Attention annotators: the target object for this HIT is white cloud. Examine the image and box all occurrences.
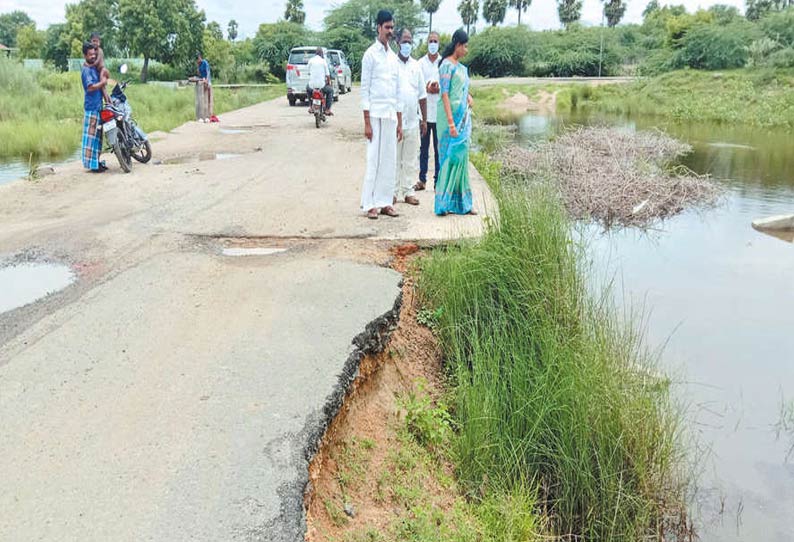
[9,0,748,39]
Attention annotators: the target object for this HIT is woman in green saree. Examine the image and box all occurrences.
[435,29,477,216]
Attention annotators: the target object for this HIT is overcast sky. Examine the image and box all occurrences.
[5,0,747,40]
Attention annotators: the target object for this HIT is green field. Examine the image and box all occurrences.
[0,58,281,161]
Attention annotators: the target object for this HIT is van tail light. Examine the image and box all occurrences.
[100,110,115,123]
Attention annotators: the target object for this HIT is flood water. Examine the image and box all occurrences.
[518,112,794,541]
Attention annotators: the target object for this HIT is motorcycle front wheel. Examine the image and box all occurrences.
[114,130,133,173]
[132,140,152,163]
[315,113,321,129]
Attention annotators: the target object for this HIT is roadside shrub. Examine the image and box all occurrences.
[0,57,38,94]
[37,70,75,92]
[146,63,188,82]
[467,26,531,78]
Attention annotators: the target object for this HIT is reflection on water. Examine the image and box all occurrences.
[0,262,76,314]
[519,112,794,542]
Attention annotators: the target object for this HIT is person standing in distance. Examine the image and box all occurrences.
[415,31,442,192]
[196,53,213,121]
[306,47,334,116]
[80,42,108,173]
[360,10,403,219]
[394,28,427,207]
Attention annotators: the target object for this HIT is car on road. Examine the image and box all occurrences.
[286,46,339,107]
[327,49,352,95]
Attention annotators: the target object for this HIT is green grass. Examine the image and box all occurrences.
[0,58,281,161]
[417,153,689,540]
[560,68,794,127]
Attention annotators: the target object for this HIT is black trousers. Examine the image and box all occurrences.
[419,121,438,186]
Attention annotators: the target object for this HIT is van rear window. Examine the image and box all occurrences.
[288,51,314,65]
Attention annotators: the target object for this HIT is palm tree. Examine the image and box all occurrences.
[458,0,479,35]
[509,0,530,25]
[483,0,507,25]
[227,19,238,41]
[284,0,306,25]
[421,0,443,34]
[603,0,626,27]
[557,0,583,28]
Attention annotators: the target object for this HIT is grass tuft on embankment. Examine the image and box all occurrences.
[0,58,280,161]
[560,69,794,127]
[418,155,689,539]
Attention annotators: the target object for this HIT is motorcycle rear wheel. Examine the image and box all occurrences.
[315,113,321,129]
[114,130,133,173]
[132,140,152,163]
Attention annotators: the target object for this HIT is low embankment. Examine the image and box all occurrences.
[0,58,280,161]
[559,69,794,127]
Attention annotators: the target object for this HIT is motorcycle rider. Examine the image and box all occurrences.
[306,48,333,116]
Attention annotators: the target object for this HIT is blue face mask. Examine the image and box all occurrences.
[400,43,413,57]
[427,42,439,55]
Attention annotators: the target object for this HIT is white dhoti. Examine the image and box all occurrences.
[395,127,419,200]
[360,117,397,211]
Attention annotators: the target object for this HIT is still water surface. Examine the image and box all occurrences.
[519,112,794,542]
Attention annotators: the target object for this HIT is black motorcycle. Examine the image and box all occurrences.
[100,64,152,172]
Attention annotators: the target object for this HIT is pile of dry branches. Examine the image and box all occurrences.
[497,126,721,228]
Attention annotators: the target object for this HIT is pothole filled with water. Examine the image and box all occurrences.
[219,129,252,135]
[0,262,76,314]
[222,247,287,257]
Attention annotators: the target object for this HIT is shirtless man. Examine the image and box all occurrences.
[90,32,112,104]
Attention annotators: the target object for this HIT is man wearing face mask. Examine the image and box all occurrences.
[394,28,427,206]
[416,31,442,192]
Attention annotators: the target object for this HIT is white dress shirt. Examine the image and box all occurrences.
[419,54,441,123]
[397,56,427,131]
[360,40,403,120]
[307,55,329,89]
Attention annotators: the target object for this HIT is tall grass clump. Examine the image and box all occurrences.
[419,158,688,539]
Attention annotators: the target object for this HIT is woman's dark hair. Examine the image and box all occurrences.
[441,28,468,59]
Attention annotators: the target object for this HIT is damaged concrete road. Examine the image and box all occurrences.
[0,90,492,541]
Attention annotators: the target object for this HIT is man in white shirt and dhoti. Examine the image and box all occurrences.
[360,10,403,219]
[395,28,427,207]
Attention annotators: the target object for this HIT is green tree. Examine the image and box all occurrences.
[324,0,425,40]
[761,7,794,47]
[321,26,370,78]
[43,24,70,70]
[118,0,205,82]
[509,0,531,25]
[62,0,120,57]
[207,21,223,41]
[227,19,238,41]
[202,27,233,80]
[0,10,34,47]
[458,0,479,34]
[284,0,307,25]
[420,0,442,33]
[483,0,508,25]
[557,0,583,27]
[707,4,740,24]
[252,21,308,80]
[642,0,659,18]
[16,24,45,58]
[746,0,791,21]
[603,0,626,27]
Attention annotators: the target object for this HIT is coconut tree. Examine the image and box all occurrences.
[557,0,583,27]
[509,0,530,25]
[284,0,306,25]
[421,0,443,33]
[603,0,626,27]
[458,0,479,35]
[227,19,238,41]
[483,0,508,25]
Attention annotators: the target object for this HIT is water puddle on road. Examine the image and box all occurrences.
[0,262,76,314]
[219,129,251,135]
[222,247,287,257]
